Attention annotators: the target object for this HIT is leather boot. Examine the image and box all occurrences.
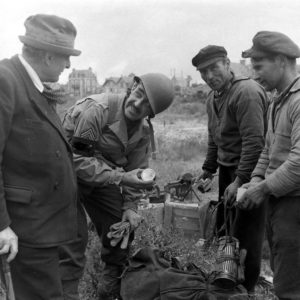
[98,264,123,300]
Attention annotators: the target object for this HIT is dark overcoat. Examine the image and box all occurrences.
[0,55,78,247]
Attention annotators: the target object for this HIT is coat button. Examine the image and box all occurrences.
[56,150,61,158]
[54,181,59,190]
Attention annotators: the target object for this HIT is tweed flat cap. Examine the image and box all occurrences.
[242,31,300,59]
[19,14,81,56]
[192,45,227,70]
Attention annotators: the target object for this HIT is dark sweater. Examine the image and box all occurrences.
[202,73,268,184]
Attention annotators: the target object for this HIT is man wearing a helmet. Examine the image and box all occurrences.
[123,77,154,120]
[62,73,174,299]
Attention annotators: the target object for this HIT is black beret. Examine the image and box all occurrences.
[192,45,227,70]
[242,31,300,59]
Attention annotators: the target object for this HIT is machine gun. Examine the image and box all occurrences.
[164,173,213,202]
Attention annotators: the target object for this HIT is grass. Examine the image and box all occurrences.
[79,217,276,300]
[56,98,276,299]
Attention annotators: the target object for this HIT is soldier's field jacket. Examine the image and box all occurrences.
[63,93,151,210]
[202,73,268,184]
[252,77,300,197]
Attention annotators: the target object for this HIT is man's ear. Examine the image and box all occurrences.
[278,54,291,69]
[131,81,139,91]
[44,52,54,66]
[225,57,231,69]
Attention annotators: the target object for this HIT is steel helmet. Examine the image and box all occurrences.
[134,73,174,117]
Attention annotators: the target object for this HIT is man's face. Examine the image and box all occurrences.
[199,59,231,92]
[46,53,71,82]
[124,82,153,121]
[251,57,281,91]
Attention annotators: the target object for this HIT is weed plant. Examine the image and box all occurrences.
[131,213,217,273]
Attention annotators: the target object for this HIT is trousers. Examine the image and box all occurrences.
[267,195,300,299]
[81,184,132,266]
[216,165,267,292]
[10,202,87,300]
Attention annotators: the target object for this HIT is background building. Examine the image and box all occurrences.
[67,67,100,98]
[102,73,135,94]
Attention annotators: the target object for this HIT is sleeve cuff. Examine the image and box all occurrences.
[109,170,124,185]
[251,167,266,180]
[0,216,11,232]
[265,176,286,198]
[122,201,138,211]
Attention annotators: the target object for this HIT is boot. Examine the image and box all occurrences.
[98,264,123,300]
[62,279,80,300]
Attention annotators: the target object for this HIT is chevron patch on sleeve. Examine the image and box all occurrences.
[80,128,97,141]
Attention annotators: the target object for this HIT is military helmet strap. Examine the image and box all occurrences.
[146,117,156,160]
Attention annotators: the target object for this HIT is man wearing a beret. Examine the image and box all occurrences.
[239,31,300,299]
[192,45,268,292]
[0,14,86,299]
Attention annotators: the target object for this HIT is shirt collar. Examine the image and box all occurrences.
[273,76,300,104]
[18,54,44,93]
[214,72,234,98]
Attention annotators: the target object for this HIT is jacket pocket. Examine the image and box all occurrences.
[4,186,32,204]
[25,118,45,128]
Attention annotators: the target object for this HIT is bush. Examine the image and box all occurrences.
[157,96,207,122]
[156,135,207,162]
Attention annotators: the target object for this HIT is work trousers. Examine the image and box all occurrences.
[267,195,300,299]
[81,184,132,266]
[58,202,88,300]
[10,245,65,300]
[216,165,267,292]
[10,202,87,300]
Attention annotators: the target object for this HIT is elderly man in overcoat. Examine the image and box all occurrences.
[0,14,85,300]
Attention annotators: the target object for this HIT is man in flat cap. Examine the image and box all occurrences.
[192,45,268,292]
[239,31,300,299]
[0,14,86,300]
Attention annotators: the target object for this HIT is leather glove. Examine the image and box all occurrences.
[107,221,131,249]
[199,170,213,180]
[197,170,213,193]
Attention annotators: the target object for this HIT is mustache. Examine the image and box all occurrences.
[127,102,141,113]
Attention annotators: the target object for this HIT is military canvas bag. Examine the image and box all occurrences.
[121,247,248,300]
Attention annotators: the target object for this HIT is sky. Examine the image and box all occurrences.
[0,0,299,84]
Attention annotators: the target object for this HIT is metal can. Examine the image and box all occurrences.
[213,236,239,289]
[138,168,156,181]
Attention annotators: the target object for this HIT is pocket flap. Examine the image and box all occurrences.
[4,186,32,204]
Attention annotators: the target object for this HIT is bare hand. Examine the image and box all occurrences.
[237,180,270,210]
[224,177,242,205]
[198,170,213,181]
[0,227,18,262]
[224,182,239,205]
[121,169,154,189]
[122,209,144,230]
[242,176,263,189]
